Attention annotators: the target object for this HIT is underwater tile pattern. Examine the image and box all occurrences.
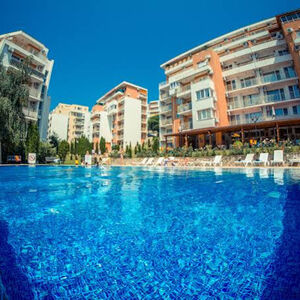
[0,166,299,299]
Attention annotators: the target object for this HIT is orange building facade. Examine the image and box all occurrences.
[159,9,300,148]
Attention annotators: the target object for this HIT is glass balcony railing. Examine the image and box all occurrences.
[161,119,173,126]
[161,105,172,113]
[10,57,45,79]
[177,102,192,113]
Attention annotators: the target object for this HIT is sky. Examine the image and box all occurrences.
[0,0,297,110]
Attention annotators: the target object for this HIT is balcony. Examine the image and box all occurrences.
[230,113,299,125]
[227,95,300,111]
[159,81,169,90]
[161,119,173,126]
[180,122,193,131]
[160,105,172,114]
[169,63,212,83]
[23,108,38,119]
[10,57,45,80]
[29,88,41,99]
[223,54,292,78]
[177,85,191,98]
[165,59,193,76]
[215,30,269,53]
[226,74,298,95]
[177,102,192,115]
[220,39,286,63]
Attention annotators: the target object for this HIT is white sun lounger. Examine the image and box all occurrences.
[235,153,254,166]
[200,155,222,166]
[288,155,300,166]
[154,157,164,166]
[253,153,269,166]
[146,157,155,165]
[271,150,284,166]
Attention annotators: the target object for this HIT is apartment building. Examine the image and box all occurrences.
[0,31,54,140]
[159,9,300,148]
[148,100,159,117]
[94,81,148,150]
[48,103,92,143]
[91,104,112,152]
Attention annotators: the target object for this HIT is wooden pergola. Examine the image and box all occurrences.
[164,118,300,147]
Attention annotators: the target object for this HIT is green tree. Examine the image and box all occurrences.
[58,140,69,162]
[26,122,40,157]
[38,142,56,163]
[77,136,92,156]
[147,115,159,134]
[100,137,106,154]
[49,134,59,154]
[112,144,120,151]
[152,137,159,154]
[0,61,31,162]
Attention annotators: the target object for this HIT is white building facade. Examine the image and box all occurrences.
[0,31,54,140]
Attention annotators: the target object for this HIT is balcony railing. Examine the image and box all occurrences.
[161,119,173,126]
[180,122,193,131]
[23,108,38,119]
[177,102,192,113]
[161,105,172,113]
[29,88,41,99]
[226,73,297,92]
[10,57,45,79]
[228,94,299,110]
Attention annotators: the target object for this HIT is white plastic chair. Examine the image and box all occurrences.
[253,153,269,166]
[271,150,284,166]
[235,153,254,166]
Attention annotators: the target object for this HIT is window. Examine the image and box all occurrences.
[293,105,300,115]
[275,108,288,116]
[196,88,211,100]
[197,109,212,120]
[263,70,281,82]
[284,67,296,78]
[245,112,262,123]
[288,85,300,99]
[170,82,179,89]
[278,49,289,56]
[243,94,260,106]
[266,89,285,102]
[240,76,256,88]
[230,115,240,124]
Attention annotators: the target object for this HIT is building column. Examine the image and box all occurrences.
[241,127,245,143]
[208,131,212,146]
[276,123,280,143]
[185,134,188,148]
[165,136,167,150]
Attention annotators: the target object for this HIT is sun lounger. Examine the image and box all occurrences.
[253,153,269,166]
[146,157,154,165]
[235,153,254,166]
[271,150,284,166]
[168,157,179,166]
[288,155,300,166]
[200,155,222,166]
[154,157,164,166]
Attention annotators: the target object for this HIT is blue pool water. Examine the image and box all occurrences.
[0,166,299,299]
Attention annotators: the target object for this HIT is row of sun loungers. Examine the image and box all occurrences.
[135,150,298,167]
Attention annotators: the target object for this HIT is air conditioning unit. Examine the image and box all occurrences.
[243,42,248,48]
[287,28,294,33]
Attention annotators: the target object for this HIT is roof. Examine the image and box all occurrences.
[96,81,148,103]
[160,17,275,68]
[0,30,48,51]
[164,118,300,137]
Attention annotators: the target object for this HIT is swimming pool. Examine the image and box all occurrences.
[0,166,299,299]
